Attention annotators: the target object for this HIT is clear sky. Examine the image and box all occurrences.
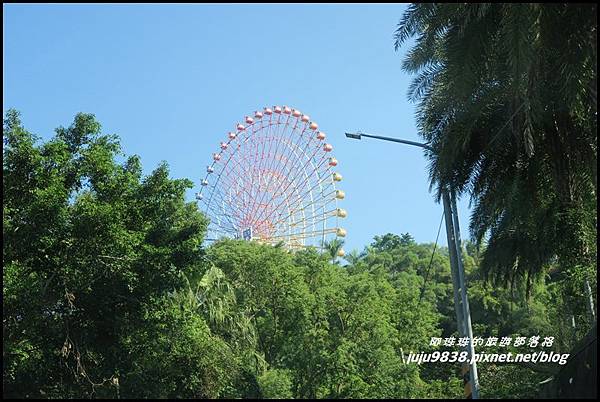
[3,3,473,253]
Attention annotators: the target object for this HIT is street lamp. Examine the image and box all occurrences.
[344,132,362,140]
[345,131,434,150]
[345,131,480,399]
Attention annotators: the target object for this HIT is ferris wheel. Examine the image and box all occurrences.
[196,105,346,256]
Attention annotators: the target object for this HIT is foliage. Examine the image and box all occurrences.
[394,3,597,292]
[3,110,212,398]
[121,295,239,399]
[258,369,293,399]
[3,107,595,399]
[322,238,345,265]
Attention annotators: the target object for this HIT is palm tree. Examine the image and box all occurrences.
[194,265,256,348]
[322,238,345,265]
[344,249,362,266]
[395,4,597,295]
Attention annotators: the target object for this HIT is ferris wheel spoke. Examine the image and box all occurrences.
[254,194,325,243]
[250,116,301,221]
[272,147,330,207]
[270,201,340,229]
[209,148,268,215]
[214,121,290,206]
[249,156,332,230]
[267,187,338,233]
[208,225,239,238]
[206,148,286,236]
[258,173,297,240]
[247,135,324,228]
[258,184,336,239]
[245,115,288,226]
[251,152,333,229]
[265,167,305,239]
[255,118,309,204]
[201,197,242,231]
[206,119,266,202]
[244,139,312,229]
[266,176,335,221]
[201,198,238,222]
[244,117,289,229]
[202,175,249,218]
[202,126,286,234]
[244,166,297,239]
[240,118,264,215]
[205,200,241,227]
[203,182,253,230]
[267,227,339,242]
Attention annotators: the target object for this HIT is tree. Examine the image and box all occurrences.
[121,294,240,399]
[322,238,345,265]
[3,108,590,398]
[394,4,597,293]
[372,233,402,252]
[343,249,363,265]
[257,369,293,399]
[2,110,228,398]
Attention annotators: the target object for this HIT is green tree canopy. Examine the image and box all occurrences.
[2,110,226,398]
[394,3,597,291]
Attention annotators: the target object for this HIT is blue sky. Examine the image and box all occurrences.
[3,3,473,253]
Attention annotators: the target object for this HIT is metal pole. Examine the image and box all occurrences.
[442,190,466,339]
[450,190,480,399]
[345,131,481,398]
[443,189,479,399]
[359,133,433,150]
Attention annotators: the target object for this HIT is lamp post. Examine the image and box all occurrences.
[345,131,480,399]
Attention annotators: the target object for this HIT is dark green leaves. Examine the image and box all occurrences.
[395,4,597,286]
